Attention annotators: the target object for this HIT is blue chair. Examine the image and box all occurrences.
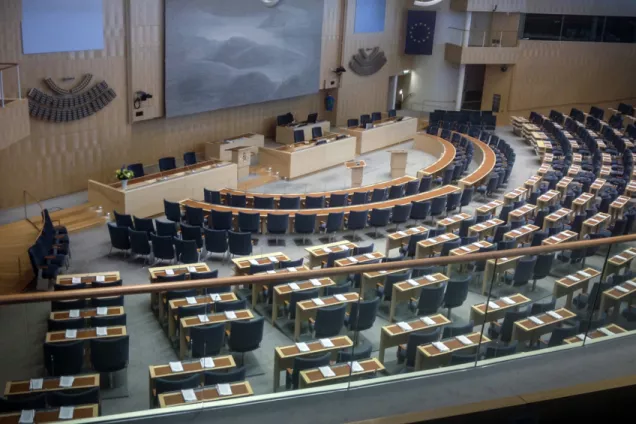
[351,191,368,205]
[180,223,203,249]
[459,187,474,212]
[459,217,476,238]
[449,352,478,366]
[312,127,323,139]
[249,262,274,276]
[210,210,232,231]
[204,228,227,261]
[445,191,462,216]
[485,341,518,359]
[346,209,368,241]
[440,239,461,257]
[293,129,305,143]
[151,234,175,263]
[280,196,301,210]
[397,328,441,368]
[154,374,200,398]
[228,317,265,365]
[388,184,405,200]
[410,200,430,225]
[345,297,380,345]
[254,196,275,209]
[324,250,350,268]
[280,258,304,269]
[411,283,446,316]
[203,366,246,385]
[391,203,412,230]
[400,233,428,258]
[328,193,348,207]
[419,175,432,193]
[215,299,247,313]
[158,157,176,171]
[204,189,221,205]
[443,276,471,318]
[313,304,346,338]
[238,212,260,234]
[321,212,344,241]
[377,271,412,302]
[114,210,134,228]
[267,214,289,245]
[183,151,197,166]
[107,223,130,257]
[530,298,556,316]
[156,220,178,238]
[127,163,144,178]
[185,205,205,227]
[305,195,325,209]
[133,216,155,235]
[189,324,225,358]
[503,256,537,288]
[489,308,530,343]
[230,194,246,208]
[429,195,447,222]
[354,243,374,255]
[44,340,85,376]
[543,322,580,347]
[286,353,331,389]
[324,282,352,296]
[347,118,359,127]
[369,208,391,237]
[288,289,320,320]
[531,253,554,290]
[442,321,474,338]
[174,237,200,264]
[294,213,316,245]
[337,344,372,362]
[371,188,388,203]
[128,228,152,265]
[228,230,252,258]
[405,179,420,196]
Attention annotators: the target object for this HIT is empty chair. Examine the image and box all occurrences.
[503,256,537,288]
[163,199,183,223]
[294,213,316,245]
[215,299,247,313]
[174,237,200,264]
[371,187,388,203]
[204,366,246,385]
[266,214,289,244]
[459,217,476,238]
[178,304,207,319]
[442,321,474,338]
[127,162,144,178]
[305,195,325,209]
[388,184,405,200]
[180,223,204,250]
[91,296,124,308]
[398,328,442,368]
[324,250,350,268]
[204,189,222,205]
[405,179,420,196]
[51,299,86,312]
[279,258,304,268]
[409,200,431,225]
[369,208,391,237]
[351,191,368,205]
[204,228,228,260]
[48,318,84,332]
[345,296,380,338]
[185,205,206,227]
[313,304,346,338]
[114,210,134,228]
[391,203,412,230]
[210,210,232,231]
[294,129,305,143]
[429,195,447,222]
[419,175,432,193]
[388,109,397,118]
[154,373,201,396]
[440,239,461,257]
[0,394,47,413]
[485,341,519,359]
[91,314,127,327]
[377,271,412,302]
[90,336,129,388]
[280,196,301,210]
[531,254,554,290]
[133,216,155,235]
[346,209,368,241]
[238,212,260,234]
[544,323,580,347]
[445,191,462,216]
[228,230,252,257]
[227,317,265,364]
[311,127,323,139]
[337,343,373,362]
[322,212,344,241]
[411,284,446,316]
[107,222,131,257]
[459,187,474,212]
[183,151,197,166]
[44,341,84,376]
[489,308,530,343]
[190,323,225,357]
[449,352,478,366]
[328,193,347,207]
[156,220,178,238]
[230,194,247,208]
[48,387,100,407]
[360,114,371,125]
[443,276,471,318]
[371,111,382,121]
[530,298,557,316]
[347,118,359,127]
[400,233,428,258]
[158,156,177,171]
[254,196,275,209]
[288,289,320,319]
[324,282,352,296]
[286,353,331,389]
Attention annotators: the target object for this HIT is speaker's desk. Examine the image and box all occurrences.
[344,117,418,154]
[276,121,331,145]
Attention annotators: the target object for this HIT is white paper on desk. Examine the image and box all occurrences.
[349,361,364,373]
[432,342,449,352]
[421,316,436,326]
[287,267,298,272]
[96,327,108,336]
[59,406,74,420]
[320,338,334,348]
[334,294,347,302]
[615,255,627,261]
[96,307,108,316]
[319,366,336,378]
[615,285,630,293]
[224,311,237,319]
[29,378,43,390]
[266,270,276,274]
[625,280,636,288]
[599,327,615,336]
[397,322,413,331]
[407,279,419,286]
[568,276,580,282]
[456,335,473,345]
[349,257,358,263]
[18,410,34,423]
[296,342,310,352]
[210,293,222,302]
[312,298,325,306]
[529,316,544,325]
[500,257,508,262]
[310,279,322,286]
[249,259,259,266]
[181,389,198,402]
[576,333,587,341]
[201,357,215,368]
[198,315,209,323]
[169,361,184,372]
[217,383,233,396]
[460,246,472,252]
[440,235,450,240]
[501,297,515,305]
[511,230,521,235]
[59,376,74,388]
[188,266,197,273]
[289,283,300,291]
[69,309,80,318]
[577,270,591,278]
[65,329,77,339]
[95,275,105,282]
[397,231,408,236]
[364,253,375,259]
[425,275,436,282]
[322,248,332,253]
[165,269,175,276]
[487,302,500,310]
[186,297,197,305]
[71,277,81,284]
[379,270,387,274]
[268,256,279,263]
[341,245,350,251]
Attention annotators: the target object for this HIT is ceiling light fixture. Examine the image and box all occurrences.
[262,0,281,7]
[414,0,444,7]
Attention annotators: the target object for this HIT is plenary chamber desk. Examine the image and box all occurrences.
[204,133,264,161]
[343,117,418,155]
[88,160,238,217]
[259,134,356,179]
[276,121,331,145]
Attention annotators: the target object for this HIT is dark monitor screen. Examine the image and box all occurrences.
[307,113,318,124]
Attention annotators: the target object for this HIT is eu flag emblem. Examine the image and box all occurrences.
[405,10,436,55]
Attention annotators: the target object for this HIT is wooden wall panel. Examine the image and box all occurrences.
[0,99,30,150]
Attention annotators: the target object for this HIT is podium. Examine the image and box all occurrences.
[345,160,366,187]
[229,146,252,179]
[389,150,408,178]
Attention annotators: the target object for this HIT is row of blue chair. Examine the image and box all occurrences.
[125,152,198,178]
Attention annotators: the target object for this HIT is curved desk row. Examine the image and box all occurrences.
[413,133,456,178]
[343,117,419,155]
[459,133,497,189]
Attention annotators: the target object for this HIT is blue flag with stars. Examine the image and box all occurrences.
[405,10,436,55]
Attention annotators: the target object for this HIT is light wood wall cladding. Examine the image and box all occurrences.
[0,99,31,151]
[444,44,520,65]
[452,0,636,15]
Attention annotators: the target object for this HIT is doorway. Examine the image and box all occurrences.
[461,65,485,110]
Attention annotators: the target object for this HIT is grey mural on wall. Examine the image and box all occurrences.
[165,0,324,118]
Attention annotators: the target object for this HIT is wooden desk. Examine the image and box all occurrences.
[167,293,237,339]
[589,178,607,195]
[232,252,289,276]
[503,224,539,246]
[344,117,418,155]
[149,263,210,319]
[609,196,630,223]
[504,187,527,205]
[50,307,124,322]
[272,278,335,322]
[334,251,386,281]
[345,160,367,187]
[56,271,120,286]
[537,163,551,176]
[388,273,449,323]
[508,204,536,222]
[543,208,572,230]
[415,233,460,258]
[511,116,529,135]
[603,248,636,280]
[572,192,595,214]
[276,121,331,145]
[482,256,521,295]
[295,293,359,340]
[458,134,496,189]
[554,268,600,308]
[512,308,576,345]
[447,240,492,275]
[384,226,428,255]
[415,332,489,370]
[599,165,612,178]
[273,336,353,391]
[563,324,627,344]
[45,326,126,343]
[476,200,503,217]
[556,177,574,197]
[415,134,456,179]
[468,219,504,240]
[0,405,98,423]
[148,355,235,408]
[158,381,253,408]
[581,212,611,238]
[305,241,357,268]
[88,160,238,218]
[524,175,542,193]
[260,135,356,179]
[541,230,578,246]
[378,314,451,363]
[469,294,531,325]
[536,190,560,210]
[567,165,582,177]
[205,133,264,161]
[601,279,636,321]
[252,266,310,306]
[361,268,409,299]
[4,374,99,397]
[437,213,472,233]
[299,358,385,389]
[626,181,636,197]
[572,153,582,164]
[179,310,253,359]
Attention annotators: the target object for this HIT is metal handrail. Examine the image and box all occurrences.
[1,233,635,306]
[23,190,44,232]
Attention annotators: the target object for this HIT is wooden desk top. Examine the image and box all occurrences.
[603,280,636,300]
[394,273,449,292]
[460,134,497,186]
[306,240,357,257]
[363,268,408,280]
[469,219,504,233]
[556,177,574,189]
[345,116,416,132]
[149,355,235,379]
[50,307,124,321]
[583,213,610,227]
[297,292,359,311]
[181,310,253,329]
[345,160,367,169]
[417,233,459,248]
[419,332,489,358]
[505,187,527,200]
[537,190,559,203]
[450,241,493,256]
[109,160,231,190]
[56,271,120,285]
[207,132,261,146]
[504,225,539,240]
[0,405,98,423]
[563,324,627,344]
[509,204,536,219]
[419,136,456,176]
[274,278,335,295]
[266,133,351,153]
[383,314,450,336]
[590,178,607,191]
[46,325,126,343]
[387,226,428,241]
[542,230,578,245]
[149,263,209,280]
[476,200,504,214]
[256,266,310,276]
[573,192,594,205]
[158,381,253,408]
[545,208,572,222]
[555,268,600,288]
[4,374,99,396]
[514,308,575,332]
[438,213,471,227]
[610,196,630,209]
[471,293,531,315]
[169,293,237,310]
[487,255,521,266]
[335,252,385,267]
[232,252,289,270]
[276,336,353,358]
[300,358,384,385]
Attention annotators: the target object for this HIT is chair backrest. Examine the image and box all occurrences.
[184,205,205,227]
[532,253,554,279]
[347,297,380,331]
[371,187,388,203]
[158,156,177,171]
[351,191,368,205]
[324,282,352,296]
[449,352,478,366]
[329,193,348,207]
[290,353,331,388]
[419,175,432,192]
[370,208,391,226]
[347,118,359,127]
[443,276,471,308]
[133,216,155,235]
[228,317,265,352]
[48,317,85,332]
[511,256,537,284]
[178,304,208,318]
[325,212,344,233]
[460,186,474,206]
[204,228,228,254]
[530,298,556,316]
[107,222,131,251]
[294,213,317,234]
[446,191,462,210]
[228,231,252,256]
[254,196,275,209]
[305,195,325,209]
[485,341,518,359]
[267,214,289,233]
[388,184,405,199]
[190,323,226,357]
[204,188,221,205]
[371,111,382,121]
[500,308,530,342]
[127,162,144,178]
[293,129,305,143]
[405,179,420,196]
[91,295,124,308]
[89,335,129,373]
[325,250,350,268]
[215,299,247,313]
[44,340,85,376]
[430,195,447,214]
[289,289,320,318]
[180,223,203,246]
[382,271,412,300]
[47,387,100,408]
[440,239,461,256]
[548,322,581,347]
[354,243,374,255]
[237,212,260,233]
[91,314,127,327]
[210,210,232,230]
[114,210,134,228]
[442,321,474,338]
[92,279,123,289]
[183,151,197,166]
[459,217,476,238]
[360,114,371,125]
[163,199,182,222]
[405,328,442,367]
[156,220,178,238]
[230,194,247,208]
[280,258,304,268]
[249,262,275,275]
[314,304,346,338]
[347,210,369,230]
[0,393,47,413]
[155,373,201,395]
[174,237,199,264]
[311,127,323,139]
[51,299,86,311]
[280,196,301,210]
[204,366,246,385]
[392,203,412,223]
[416,284,446,315]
